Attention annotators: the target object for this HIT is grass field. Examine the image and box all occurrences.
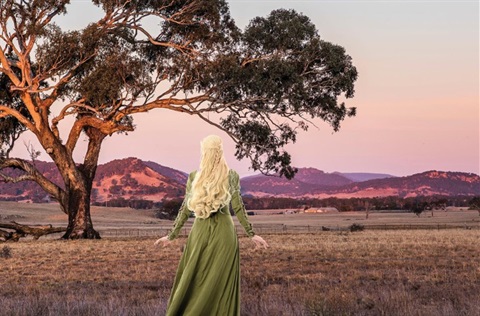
[0,201,478,235]
[1,230,479,316]
[1,202,479,315]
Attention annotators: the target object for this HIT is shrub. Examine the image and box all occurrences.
[349,223,365,232]
[1,245,12,259]
[154,199,184,220]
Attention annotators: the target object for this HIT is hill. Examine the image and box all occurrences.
[0,158,187,203]
[92,157,186,202]
[319,171,480,198]
[1,159,478,202]
[334,172,395,182]
[241,169,480,198]
[240,167,354,196]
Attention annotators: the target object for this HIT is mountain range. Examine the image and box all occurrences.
[0,157,478,203]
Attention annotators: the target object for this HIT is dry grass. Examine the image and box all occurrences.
[0,201,157,228]
[1,201,478,235]
[249,209,479,227]
[1,230,479,316]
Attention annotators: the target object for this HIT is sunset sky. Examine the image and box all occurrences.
[11,0,480,177]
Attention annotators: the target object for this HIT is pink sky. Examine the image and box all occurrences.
[10,1,479,177]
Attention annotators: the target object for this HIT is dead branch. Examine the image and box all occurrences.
[0,158,64,203]
[0,221,67,241]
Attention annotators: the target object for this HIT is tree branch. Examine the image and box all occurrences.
[0,47,21,86]
[81,127,106,184]
[114,95,211,121]
[50,100,94,138]
[0,158,64,205]
[0,105,38,134]
[131,25,199,56]
[0,221,67,241]
[65,116,133,155]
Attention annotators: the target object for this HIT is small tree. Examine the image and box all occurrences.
[468,197,480,216]
[411,201,429,217]
[0,1,357,239]
[155,199,185,221]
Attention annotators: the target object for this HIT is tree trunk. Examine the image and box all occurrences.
[59,128,105,239]
[62,184,100,239]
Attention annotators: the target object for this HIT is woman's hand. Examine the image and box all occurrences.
[251,235,269,249]
[154,236,172,247]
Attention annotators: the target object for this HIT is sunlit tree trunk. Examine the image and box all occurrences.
[62,184,99,239]
[57,128,105,239]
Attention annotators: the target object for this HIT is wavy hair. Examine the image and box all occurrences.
[187,135,231,219]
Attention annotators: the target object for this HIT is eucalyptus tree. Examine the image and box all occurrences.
[0,0,358,239]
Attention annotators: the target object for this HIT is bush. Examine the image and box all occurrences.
[1,245,12,259]
[349,223,365,232]
[154,199,184,220]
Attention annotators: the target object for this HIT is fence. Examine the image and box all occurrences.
[95,222,480,238]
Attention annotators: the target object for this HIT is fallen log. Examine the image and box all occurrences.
[0,221,67,241]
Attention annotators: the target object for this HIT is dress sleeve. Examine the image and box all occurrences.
[230,170,255,237]
[167,171,195,240]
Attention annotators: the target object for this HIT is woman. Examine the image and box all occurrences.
[155,135,269,316]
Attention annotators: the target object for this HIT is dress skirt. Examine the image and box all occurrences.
[166,209,240,316]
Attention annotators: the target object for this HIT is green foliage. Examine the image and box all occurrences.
[0,70,30,158]
[213,10,357,177]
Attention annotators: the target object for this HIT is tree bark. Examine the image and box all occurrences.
[62,186,100,239]
[60,128,104,239]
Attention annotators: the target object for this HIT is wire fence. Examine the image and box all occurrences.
[18,221,478,240]
[95,222,480,238]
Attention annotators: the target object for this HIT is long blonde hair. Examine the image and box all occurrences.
[187,135,231,219]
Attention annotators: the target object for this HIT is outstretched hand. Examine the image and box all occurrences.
[251,235,269,249]
[154,236,172,247]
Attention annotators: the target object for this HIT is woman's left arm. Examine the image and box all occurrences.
[154,171,195,246]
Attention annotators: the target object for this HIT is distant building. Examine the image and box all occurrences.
[304,207,339,213]
[17,199,33,203]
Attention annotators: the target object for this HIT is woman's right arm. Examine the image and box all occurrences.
[167,171,196,240]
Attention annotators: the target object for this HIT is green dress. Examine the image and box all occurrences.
[165,169,255,316]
